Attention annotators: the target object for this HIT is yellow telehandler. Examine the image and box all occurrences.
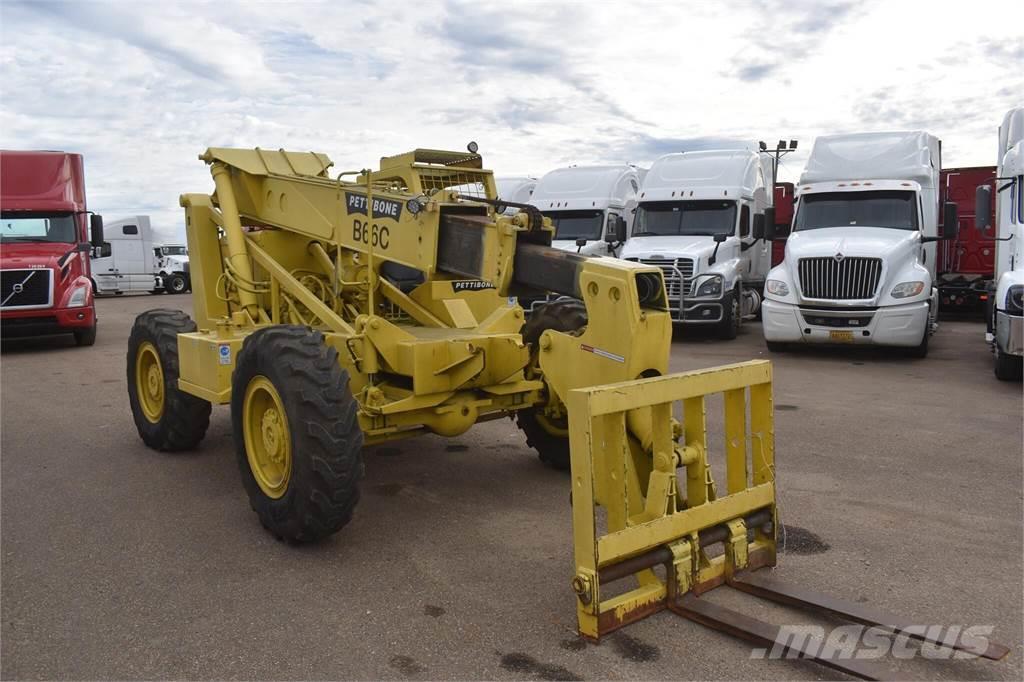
[127,145,1007,679]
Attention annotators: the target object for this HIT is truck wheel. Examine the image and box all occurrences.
[232,326,364,543]
[516,299,587,471]
[717,287,740,340]
[165,273,188,294]
[994,347,1023,381]
[906,327,929,359]
[127,310,211,451]
[766,341,787,353]
[74,324,97,347]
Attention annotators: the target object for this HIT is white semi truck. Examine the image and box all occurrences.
[977,107,1024,380]
[762,131,959,357]
[620,149,774,339]
[494,176,537,215]
[529,165,641,257]
[91,216,190,294]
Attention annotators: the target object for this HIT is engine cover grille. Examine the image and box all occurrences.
[1,269,54,309]
[639,257,695,299]
[798,257,881,300]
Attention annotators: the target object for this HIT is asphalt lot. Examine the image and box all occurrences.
[2,294,1021,680]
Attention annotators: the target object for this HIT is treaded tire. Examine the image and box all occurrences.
[165,273,188,294]
[716,287,740,340]
[127,309,211,451]
[516,299,587,471]
[994,347,1023,381]
[232,326,363,543]
[74,324,97,347]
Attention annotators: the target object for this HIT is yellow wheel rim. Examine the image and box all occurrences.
[242,376,292,499]
[135,341,165,423]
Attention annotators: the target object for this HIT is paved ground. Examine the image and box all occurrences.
[2,294,1021,680]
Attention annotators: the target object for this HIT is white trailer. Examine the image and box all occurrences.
[978,107,1024,380]
[762,131,959,357]
[529,165,641,257]
[620,149,773,339]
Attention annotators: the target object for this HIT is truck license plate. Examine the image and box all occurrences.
[830,330,854,342]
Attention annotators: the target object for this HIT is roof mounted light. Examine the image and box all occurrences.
[467,141,479,154]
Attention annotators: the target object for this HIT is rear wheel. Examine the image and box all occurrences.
[127,310,211,450]
[516,299,587,471]
[232,326,363,542]
[994,347,1023,381]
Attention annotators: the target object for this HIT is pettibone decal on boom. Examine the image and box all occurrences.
[580,343,625,363]
[452,280,495,292]
[345,192,403,221]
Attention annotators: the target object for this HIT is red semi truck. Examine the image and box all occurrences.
[770,182,795,267]
[936,166,997,311]
[1,150,106,345]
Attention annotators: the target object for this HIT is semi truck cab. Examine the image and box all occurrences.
[529,165,641,257]
[0,150,106,346]
[978,107,1024,380]
[620,149,773,339]
[762,131,958,357]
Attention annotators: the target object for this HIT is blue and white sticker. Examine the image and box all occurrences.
[218,344,232,365]
[507,296,518,306]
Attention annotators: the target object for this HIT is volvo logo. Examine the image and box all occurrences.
[12,283,23,294]
[834,252,845,263]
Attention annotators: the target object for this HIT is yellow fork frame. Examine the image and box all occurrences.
[567,360,777,640]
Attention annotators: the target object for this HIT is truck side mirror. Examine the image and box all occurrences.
[975,185,993,236]
[752,213,765,240]
[763,206,778,241]
[713,233,728,243]
[90,214,104,248]
[605,214,628,243]
[942,201,959,240]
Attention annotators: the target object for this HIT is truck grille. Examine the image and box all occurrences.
[798,257,881,300]
[1,269,53,309]
[639,258,695,299]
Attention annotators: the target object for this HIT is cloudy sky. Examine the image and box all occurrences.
[2,0,1022,242]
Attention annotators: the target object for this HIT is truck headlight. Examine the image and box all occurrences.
[68,285,89,308]
[891,281,925,298]
[1006,285,1024,315]
[766,279,789,296]
[695,278,721,297]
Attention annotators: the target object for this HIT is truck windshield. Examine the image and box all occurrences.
[161,246,187,256]
[547,210,604,241]
[1,213,77,244]
[795,191,918,231]
[633,201,736,237]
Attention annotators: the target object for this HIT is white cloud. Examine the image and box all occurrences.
[1,0,1022,243]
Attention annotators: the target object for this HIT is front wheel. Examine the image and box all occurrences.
[716,287,740,340]
[516,299,588,471]
[232,326,364,543]
[164,273,188,294]
[74,324,97,347]
[994,347,1023,381]
[127,310,211,450]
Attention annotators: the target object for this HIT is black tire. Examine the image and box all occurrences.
[906,327,929,359]
[516,299,587,471]
[994,347,1023,381]
[165,273,188,294]
[74,324,97,347]
[232,326,363,543]
[127,309,211,451]
[766,341,788,353]
[716,287,740,340]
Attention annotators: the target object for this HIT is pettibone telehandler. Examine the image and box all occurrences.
[127,146,1007,679]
